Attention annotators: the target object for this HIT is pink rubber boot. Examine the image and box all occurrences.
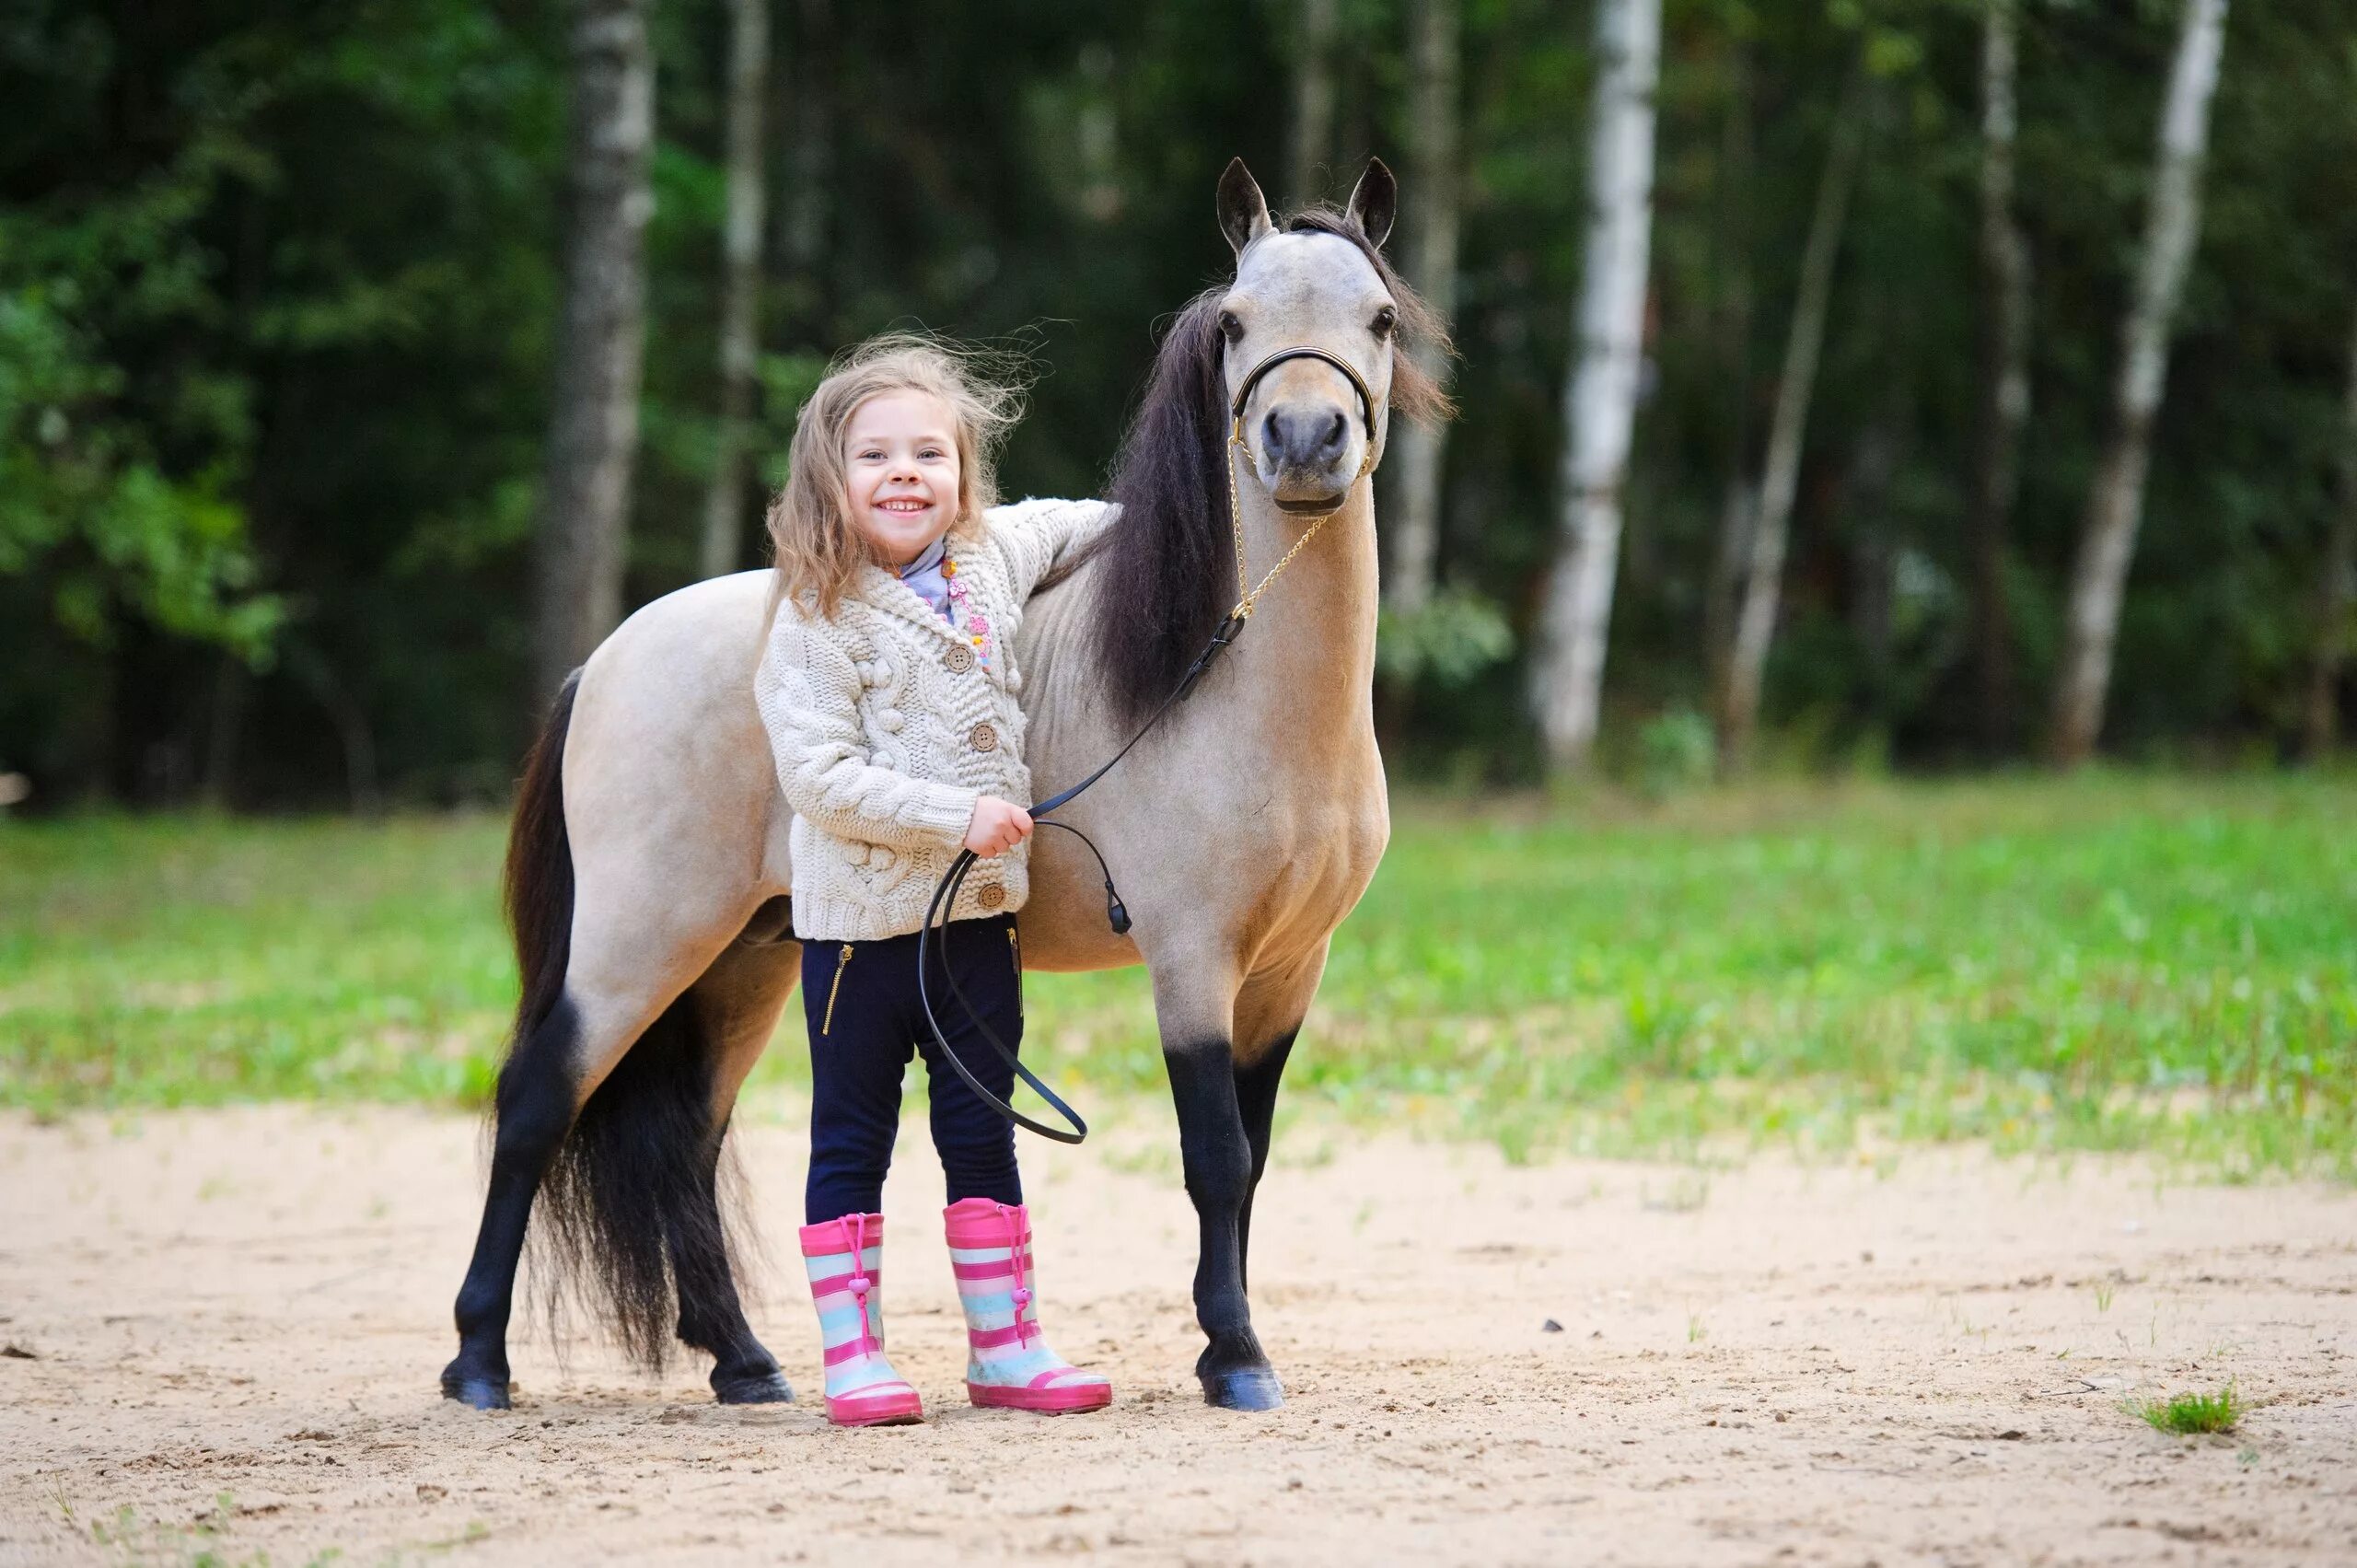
[944,1198,1112,1414]
[798,1213,923,1427]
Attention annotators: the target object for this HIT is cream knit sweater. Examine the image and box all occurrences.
[754,496,1116,942]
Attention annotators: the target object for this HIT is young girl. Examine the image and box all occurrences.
[752,337,1114,1427]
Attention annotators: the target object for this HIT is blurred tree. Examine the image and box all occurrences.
[697,0,770,581]
[533,0,655,702]
[1289,0,1341,207]
[2049,0,2228,766]
[1967,0,2030,753]
[1382,0,1462,619]
[780,0,832,305]
[1533,0,1660,772]
[1721,63,1867,770]
[2306,312,2357,760]
[1701,31,1755,737]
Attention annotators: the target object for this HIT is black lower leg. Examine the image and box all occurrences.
[1232,1028,1297,1296]
[1165,1039,1282,1411]
[443,1004,580,1410]
[669,1124,790,1404]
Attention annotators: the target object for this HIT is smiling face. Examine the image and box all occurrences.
[1217,231,1399,512]
[842,390,962,566]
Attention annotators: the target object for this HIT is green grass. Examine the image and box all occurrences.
[2127,1384,2245,1435]
[4,772,2353,1176]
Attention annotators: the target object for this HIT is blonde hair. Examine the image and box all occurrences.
[766,334,1024,621]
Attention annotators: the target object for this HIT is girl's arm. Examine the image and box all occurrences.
[987,497,1120,599]
[754,610,981,852]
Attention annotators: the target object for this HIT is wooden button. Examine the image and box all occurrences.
[975,884,1005,910]
[970,722,998,752]
[943,644,976,674]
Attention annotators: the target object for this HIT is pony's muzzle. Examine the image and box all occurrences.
[1259,400,1356,512]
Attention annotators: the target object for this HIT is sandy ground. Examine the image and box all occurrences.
[0,1100,2351,1567]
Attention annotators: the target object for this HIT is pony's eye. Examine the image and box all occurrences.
[1371,305,1398,340]
[1218,310,1245,344]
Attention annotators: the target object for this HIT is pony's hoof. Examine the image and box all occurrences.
[1200,1366,1284,1411]
[713,1369,794,1405]
[440,1371,511,1411]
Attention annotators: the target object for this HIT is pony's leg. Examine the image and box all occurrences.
[1228,946,1326,1295]
[1232,1028,1298,1296]
[1154,956,1283,1411]
[442,888,750,1410]
[671,898,800,1404]
[443,997,586,1410]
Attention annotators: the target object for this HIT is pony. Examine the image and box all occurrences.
[441,157,1449,1413]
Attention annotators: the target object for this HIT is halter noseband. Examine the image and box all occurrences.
[1226,344,1381,484]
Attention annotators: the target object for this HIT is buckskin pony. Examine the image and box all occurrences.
[441,157,1449,1413]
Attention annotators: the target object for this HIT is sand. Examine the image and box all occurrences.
[1,1099,2351,1566]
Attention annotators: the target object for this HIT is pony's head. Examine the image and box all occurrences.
[1093,157,1451,722]
[1213,157,1448,511]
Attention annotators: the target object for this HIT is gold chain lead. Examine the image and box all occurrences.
[1225,422,1341,622]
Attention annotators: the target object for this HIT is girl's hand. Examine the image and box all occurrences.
[965,796,1033,858]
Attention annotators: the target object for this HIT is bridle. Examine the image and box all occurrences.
[915,339,1387,1144]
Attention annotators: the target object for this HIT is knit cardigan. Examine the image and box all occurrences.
[754,496,1116,942]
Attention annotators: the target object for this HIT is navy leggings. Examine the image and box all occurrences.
[800,912,1025,1225]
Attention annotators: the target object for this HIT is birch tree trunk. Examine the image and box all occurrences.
[1967,0,2031,753]
[1287,0,1338,208]
[2304,310,2357,760]
[2049,0,2228,766]
[1532,0,1660,772]
[697,0,769,581]
[1719,75,1868,768]
[532,0,656,701]
[1383,0,1461,616]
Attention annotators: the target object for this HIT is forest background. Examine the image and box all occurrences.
[4,0,2355,807]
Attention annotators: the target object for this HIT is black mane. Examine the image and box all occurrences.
[1085,288,1233,726]
[1077,208,1451,726]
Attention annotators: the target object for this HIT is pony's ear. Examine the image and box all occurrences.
[1217,157,1273,257]
[1346,157,1398,250]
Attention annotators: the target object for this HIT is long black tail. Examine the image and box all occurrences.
[502,673,580,1057]
[496,670,737,1373]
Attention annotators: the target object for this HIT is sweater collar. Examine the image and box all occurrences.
[858,542,967,647]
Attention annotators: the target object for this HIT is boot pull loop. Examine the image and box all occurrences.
[847,1214,875,1346]
[998,1202,1037,1348]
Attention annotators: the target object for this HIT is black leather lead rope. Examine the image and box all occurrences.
[913,342,1380,1146]
[912,616,1246,1144]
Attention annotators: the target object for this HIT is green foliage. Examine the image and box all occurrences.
[1376,586,1515,687]
[0,169,280,657]
[2127,1384,2244,1435]
[2,0,2355,801]
[6,777,2351,1181]
[1634,706,1717,797]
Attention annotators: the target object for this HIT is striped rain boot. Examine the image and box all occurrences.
[944,1198,1112,1414]
[798,1213,923,1427]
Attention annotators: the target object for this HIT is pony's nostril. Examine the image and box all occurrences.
[1263,405,1350,469]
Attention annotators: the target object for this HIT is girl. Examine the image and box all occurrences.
[752,337,1115,1427]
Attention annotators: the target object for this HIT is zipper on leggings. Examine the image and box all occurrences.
[821,944,853,1035]
[1007,925,1024,1021]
